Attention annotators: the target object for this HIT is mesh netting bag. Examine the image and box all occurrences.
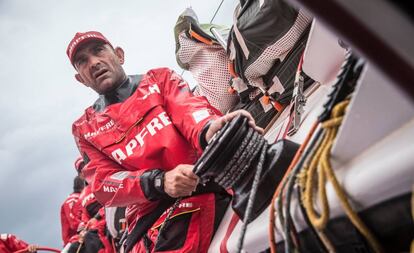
[228,0,313,99]
[175,8,239,114]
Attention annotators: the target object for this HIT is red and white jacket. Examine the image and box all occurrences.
[60,192,81,245]
[0,234,29,253]
[72,68,221,248]
[75,185,105,228]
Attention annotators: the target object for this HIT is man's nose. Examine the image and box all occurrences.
[89,55,102,70]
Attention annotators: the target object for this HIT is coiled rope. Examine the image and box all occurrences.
[300,100,384,253]
[157,115,268,253]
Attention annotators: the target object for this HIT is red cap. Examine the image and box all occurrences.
[74,157,85,172]
[66,31,112,65]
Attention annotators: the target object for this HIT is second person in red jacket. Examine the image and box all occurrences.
[60,160,85,246]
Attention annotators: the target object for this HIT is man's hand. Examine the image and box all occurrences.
[205,110,264,143]
[164,164,199,198]
[78,229,87,243]
[86,218,98,229]
[27,244,37,253]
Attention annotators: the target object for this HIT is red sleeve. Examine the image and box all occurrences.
[0,234,29,252]
[60,195,82,244]
[60,201,71,244]
[73,134,150,208]
[72,195,84,232]
[71,197,82,229]
[155,68,222,153]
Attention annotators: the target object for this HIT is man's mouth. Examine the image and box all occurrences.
[94,69,108,80]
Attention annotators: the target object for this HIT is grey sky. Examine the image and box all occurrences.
[0,0,235,248]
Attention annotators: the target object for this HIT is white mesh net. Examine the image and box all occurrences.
[177,33,239,113]
[244,10,312,94]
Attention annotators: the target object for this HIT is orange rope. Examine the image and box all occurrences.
[268,121,318,253]
[14,247,60,253]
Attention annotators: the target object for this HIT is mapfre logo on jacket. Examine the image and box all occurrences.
[83,119,115,139]
[111,110,172,164]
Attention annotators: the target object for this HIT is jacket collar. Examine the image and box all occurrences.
[93,74,142,112]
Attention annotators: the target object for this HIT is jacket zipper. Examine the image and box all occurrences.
[114,117,144,144]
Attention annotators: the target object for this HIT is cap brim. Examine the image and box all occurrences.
[70,38,109,65]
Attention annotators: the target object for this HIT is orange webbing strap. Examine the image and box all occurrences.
[228,61,238,78]
[263,94,270,105]
[271,100,284,112]
[268,121,318,253]
[189,30,214,45]
[228,86,236,94]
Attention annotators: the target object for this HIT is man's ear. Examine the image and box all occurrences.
[75,73,88,86]
[114,47,125,65]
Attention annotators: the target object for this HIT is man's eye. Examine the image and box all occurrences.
[75,58,86,67]
[94,46,104,54]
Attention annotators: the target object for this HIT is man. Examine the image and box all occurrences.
[60,171,85,245]
[67,31,262,253]
[0,234,37,253]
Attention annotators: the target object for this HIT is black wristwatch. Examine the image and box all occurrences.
[140,169,170,201]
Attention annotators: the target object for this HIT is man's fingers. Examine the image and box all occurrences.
[226,110,264,135]
[253,125,264,134]
[28,245,37,253]
[164,165,200,198]
[175,178,198,189]
[206,109,263,142]
[179,165,199,181]
[225,110,256,126]
[165,185,196,198]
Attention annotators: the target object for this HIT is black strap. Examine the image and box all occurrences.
[124,199,174,253]
[124,182,226,253]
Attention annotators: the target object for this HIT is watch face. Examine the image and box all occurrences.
[155,178,162,188]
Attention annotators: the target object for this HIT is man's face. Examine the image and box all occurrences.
[73,41,127,94]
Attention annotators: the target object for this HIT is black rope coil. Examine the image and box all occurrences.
[157,115,299,253]
[194,115,270,253]
[194,115,267,189]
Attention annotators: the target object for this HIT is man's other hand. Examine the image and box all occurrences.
[78,230,87,243]
[27,244,37,253]
[86,218,98,229]
[205,110,264,143]
[164,164,199,198]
